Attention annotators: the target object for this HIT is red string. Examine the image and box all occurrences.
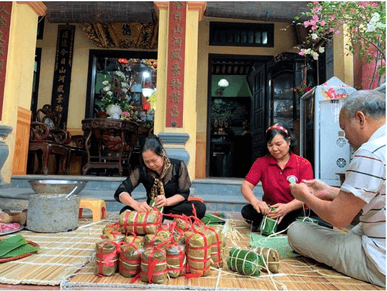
[121,210,162,235]
[95,240,120,277]
[207,226,222,266]
[145,246,167,283]
[167,244,186,273]
[185,228,211,277]
[118,241,142,276]
[131,272,141,283]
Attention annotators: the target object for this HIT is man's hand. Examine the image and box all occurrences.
[267,203,289,224]
[155,195,168,208]
[289,182,310,203]
[253,200,270,216]
[303,179,338,200]
[134,201,151,211]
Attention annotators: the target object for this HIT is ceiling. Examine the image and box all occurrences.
[42,1,310,76]
[43,1,310,24]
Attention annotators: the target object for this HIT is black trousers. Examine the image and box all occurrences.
[119,200,207,219]
[241,204,304,232]
[241,204,332,232]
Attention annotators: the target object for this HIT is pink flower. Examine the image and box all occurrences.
[329,28,335,32]
[312,1,319,3]
[335,30,340,34]
[372,2,378,7]
[353,27,358,32]
[338,20,343,25]
[299,50,305,56]
[304,20,311,27]
[311,26,317,31]
[341,52,345,56]
[320,20,326,26]
[310,20,317,26]
[382,59,386,65]
[331,16,335,21]
[313,14,319,21]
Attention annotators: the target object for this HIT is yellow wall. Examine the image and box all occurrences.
[1,3,39,183]
[196,18,299,133]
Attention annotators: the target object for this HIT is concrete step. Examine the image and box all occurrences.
[192,178,263,197]
[3,175,261,213]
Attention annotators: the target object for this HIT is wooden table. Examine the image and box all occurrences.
[81,118,139,176]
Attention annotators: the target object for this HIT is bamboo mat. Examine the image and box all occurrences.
[61,217,384,291]
[0,214,118,286]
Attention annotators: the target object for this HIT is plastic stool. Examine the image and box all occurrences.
[79,198,107,221]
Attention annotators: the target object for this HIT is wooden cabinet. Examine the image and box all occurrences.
[247,53,317,159]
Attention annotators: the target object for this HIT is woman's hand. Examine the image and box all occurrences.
[267,203,289,224]
[154,195,168,208]
[252,200,270,216]
[134,201,151,212]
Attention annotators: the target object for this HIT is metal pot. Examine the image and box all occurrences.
[27,194,80,233]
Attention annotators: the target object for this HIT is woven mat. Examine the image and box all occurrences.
[248,233,300,258]
[0,214,117,286]
[61,218,383,290]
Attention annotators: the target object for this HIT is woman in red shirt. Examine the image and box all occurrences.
[241,124,314,232]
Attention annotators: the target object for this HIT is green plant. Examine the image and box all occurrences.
[97,71,131,111]
[295,81,313,97]
[292,1,386,82]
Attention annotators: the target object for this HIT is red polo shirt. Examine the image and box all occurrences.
[245,153,313,205]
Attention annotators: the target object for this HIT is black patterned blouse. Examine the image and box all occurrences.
[114,158,191,204]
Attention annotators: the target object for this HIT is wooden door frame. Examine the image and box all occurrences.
[206,54,272,178]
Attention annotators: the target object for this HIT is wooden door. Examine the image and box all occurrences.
[252,64,267,162]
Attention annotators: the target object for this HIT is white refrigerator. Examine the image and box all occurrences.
[300,77,357,186]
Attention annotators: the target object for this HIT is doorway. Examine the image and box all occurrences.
[207,54,272,178]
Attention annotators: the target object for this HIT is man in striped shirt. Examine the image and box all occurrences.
[288,90,385,287]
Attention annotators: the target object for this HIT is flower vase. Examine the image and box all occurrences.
[106,105,122,119]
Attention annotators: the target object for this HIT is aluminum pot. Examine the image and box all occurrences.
[27,194,80,233]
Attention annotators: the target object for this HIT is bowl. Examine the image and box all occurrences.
[28,180,88,195]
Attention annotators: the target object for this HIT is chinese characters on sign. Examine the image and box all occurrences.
[166,1,186,127]
[51,25,75,129]
[0,2,12,121]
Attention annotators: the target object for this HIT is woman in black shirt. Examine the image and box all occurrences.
[114,136,206,219]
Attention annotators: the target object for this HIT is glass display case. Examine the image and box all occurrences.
[268,53,315,129]
[267,53,316,132]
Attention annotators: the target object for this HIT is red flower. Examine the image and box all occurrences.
[305,87,311,92]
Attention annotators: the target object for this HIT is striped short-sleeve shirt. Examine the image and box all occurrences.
[341,124,386,275]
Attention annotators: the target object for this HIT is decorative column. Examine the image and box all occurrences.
[333,24,354,86]
[154,1,206,178]
[0,2,46,184]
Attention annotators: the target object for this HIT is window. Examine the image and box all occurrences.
[210,22,274,47]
